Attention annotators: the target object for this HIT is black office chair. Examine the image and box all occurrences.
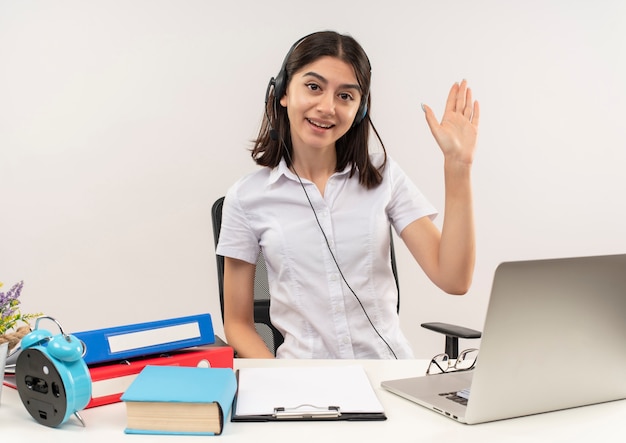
[211,196,480,357]
[211,197,283,355]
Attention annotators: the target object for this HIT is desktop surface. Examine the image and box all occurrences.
[1,358,624,442]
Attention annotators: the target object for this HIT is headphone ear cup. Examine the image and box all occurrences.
[353,100,368,126]
[273,69,286,109]
[272,35,305,111]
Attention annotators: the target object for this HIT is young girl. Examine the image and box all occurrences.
[216,31,479,359]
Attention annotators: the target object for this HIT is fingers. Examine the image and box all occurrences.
[455,79,467,113]
[471,100,480,128]
[445,79,473,113]
[423,79,480,127]
[463,85,473,119]
[421,103,439,136]
[461,81,480,126]
[452,79,479,125]
[444,82,459,114]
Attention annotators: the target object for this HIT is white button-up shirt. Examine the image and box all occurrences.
[216,153,437,358]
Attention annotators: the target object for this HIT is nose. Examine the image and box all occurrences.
[316,92,335,116]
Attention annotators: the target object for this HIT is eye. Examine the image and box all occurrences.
[338,92,355,101]
[306,83,321,92]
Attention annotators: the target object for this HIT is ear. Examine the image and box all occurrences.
[279,93,288,108]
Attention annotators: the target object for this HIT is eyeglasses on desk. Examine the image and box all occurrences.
[426,348,478,375]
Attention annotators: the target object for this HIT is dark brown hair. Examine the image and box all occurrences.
[252,31,387,189]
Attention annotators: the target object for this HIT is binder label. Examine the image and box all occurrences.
[107,322,201,353]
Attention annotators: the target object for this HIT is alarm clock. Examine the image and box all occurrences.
[15,316,92,428]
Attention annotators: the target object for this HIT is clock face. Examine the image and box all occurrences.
[16,348,68,427]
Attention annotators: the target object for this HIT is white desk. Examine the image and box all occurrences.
[2,358,624,442]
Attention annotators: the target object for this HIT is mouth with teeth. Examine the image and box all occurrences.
[306,118,335,129]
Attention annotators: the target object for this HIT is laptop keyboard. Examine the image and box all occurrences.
[440,388,471,406]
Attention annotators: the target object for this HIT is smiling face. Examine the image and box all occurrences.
[279,56,363,155]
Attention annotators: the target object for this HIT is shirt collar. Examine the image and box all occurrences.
[267,158,353,186]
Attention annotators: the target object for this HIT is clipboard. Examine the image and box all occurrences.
[231,365,387,421]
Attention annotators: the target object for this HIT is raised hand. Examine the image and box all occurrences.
[422,79,480,166]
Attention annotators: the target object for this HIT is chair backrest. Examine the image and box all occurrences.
[211,196,400,355]
[211,197,284,354]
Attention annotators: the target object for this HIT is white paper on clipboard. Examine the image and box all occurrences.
[234,365,384,417]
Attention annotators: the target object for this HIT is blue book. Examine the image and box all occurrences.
[73,313,215,365]
[121,365,237,435]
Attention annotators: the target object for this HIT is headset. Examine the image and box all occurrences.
[264,33,397,358]
[267,32,369,128]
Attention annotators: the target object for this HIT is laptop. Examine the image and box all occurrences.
[381,253,626,424]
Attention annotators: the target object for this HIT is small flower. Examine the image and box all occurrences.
[0,280,42,337]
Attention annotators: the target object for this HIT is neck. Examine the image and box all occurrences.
[290,146,336,196]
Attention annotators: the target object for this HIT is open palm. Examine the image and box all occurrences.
[423,79,480,165]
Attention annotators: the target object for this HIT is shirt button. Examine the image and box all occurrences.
[330,273,339,281]
[342,336,350,344]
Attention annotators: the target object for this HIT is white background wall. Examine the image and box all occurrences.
[1,1,625,358]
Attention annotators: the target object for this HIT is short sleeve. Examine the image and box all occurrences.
[215,184,261,265]
[385,157,438,235]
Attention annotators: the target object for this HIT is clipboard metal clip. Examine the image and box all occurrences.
[273,404,341,419]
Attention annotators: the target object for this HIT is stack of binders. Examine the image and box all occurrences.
[70,313,234,408]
